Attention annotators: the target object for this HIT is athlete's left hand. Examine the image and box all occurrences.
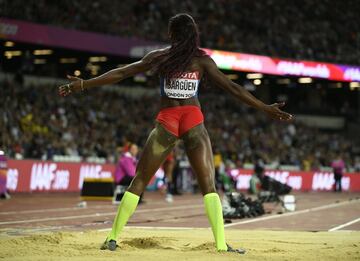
[58,75,83,97]
[263,102,293,121]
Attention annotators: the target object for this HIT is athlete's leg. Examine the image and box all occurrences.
[181,124,227,251]
[182,124,216,194]
[182,124,245,254]
[163,157,175,202]
[128,124,177,195]
[163,159,175,185]
[103,124,177,249]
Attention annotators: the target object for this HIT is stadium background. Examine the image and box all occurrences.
[0,1,360,260]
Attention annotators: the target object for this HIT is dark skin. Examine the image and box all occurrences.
[59,48,293,196]
[163,152,175,187]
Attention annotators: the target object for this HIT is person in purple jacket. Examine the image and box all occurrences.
[115,144,139,187]
[331,152,346,192]
[0,151,10,199]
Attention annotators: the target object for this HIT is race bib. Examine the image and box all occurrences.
[164,71,200,99]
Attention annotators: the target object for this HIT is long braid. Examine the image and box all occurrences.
[153,14,206,80]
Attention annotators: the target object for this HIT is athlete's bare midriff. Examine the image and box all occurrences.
[159,56,204,109]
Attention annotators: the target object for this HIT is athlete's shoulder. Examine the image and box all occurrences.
[198,54,212,61]
[143,47,170,62]
[197,54,216,68]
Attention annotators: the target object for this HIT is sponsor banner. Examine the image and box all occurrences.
[6,159,160,192]
[6,160,360,192]
[204,48,360,82]
[1,18,359,82]
[7,160,115,192]
[0,18,160,58]
[228,169,360,192]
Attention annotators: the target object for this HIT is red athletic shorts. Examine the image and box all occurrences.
[156,105,204,137]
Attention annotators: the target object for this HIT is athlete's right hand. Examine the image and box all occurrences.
[58,75,83,97]
[263,102,293,121]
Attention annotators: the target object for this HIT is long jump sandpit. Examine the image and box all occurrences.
[1,228,359,260]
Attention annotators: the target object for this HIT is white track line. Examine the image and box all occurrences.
[328,217,360,232]
[0,199,202,215]
[102,199,360,231]
[224,198,360,228]
[0,206,110,215]
[0,204,203,225]
[2,198,359,231]
[98,226,202,232]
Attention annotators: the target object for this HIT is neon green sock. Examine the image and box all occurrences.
[204,193,228,251]
[107,191,140,241]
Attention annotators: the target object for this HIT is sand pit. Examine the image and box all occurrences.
[0,228,359,260]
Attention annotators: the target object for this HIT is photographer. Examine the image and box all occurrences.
[249,159,265,194]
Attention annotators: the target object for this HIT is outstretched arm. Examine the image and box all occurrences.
[59,50,158,96]
[202,56,293,121]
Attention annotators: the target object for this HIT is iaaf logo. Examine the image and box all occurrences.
[231,169,303,190]
[229,169,252,190]
[265,171,302,190]
[30,163,70,191]
[266,171,290,184]
[78,165,112,189]
[312,172,350,191]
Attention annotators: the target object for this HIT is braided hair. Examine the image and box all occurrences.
[153,13,206,79]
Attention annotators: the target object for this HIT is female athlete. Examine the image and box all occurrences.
[59,13,293,254]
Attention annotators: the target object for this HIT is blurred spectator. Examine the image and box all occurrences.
[0,77,359,171]
[331,152,345,192]
[354,157,360,172]
[1,0,359,65]
[0,151,10,199]
[249,159,265,194]
[213,148,223,190]
[114,143,138,186]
